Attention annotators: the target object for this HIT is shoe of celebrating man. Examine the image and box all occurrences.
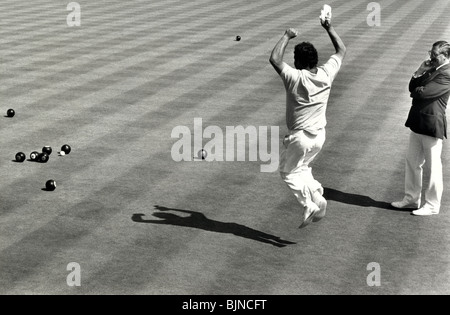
[391,199,419,210]
[299,204,320,229]
[313,196,327,223]
[412,208,439,216]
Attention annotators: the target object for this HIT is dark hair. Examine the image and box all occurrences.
[294,42,318,69]
[433,41,450,58]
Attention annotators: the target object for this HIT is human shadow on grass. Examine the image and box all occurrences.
[324,188,411,212]
[132,206,296,248]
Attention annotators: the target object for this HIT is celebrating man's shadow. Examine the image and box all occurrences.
[132,206,296,248]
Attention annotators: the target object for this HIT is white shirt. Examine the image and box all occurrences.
[279,55,342,134]
[437,59,450,71]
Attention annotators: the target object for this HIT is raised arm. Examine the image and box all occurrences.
[270,28,298,75]
[321,20,346,61]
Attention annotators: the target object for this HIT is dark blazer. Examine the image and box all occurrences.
[405,64,450,139]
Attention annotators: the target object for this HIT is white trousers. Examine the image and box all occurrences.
[405,131,443,212]
[279,129,326,209]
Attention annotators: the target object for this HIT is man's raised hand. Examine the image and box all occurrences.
[285,28,298,39]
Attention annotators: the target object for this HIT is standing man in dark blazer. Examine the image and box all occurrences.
[392,41,450,216]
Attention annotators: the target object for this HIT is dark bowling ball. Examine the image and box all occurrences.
[42,146,53,155]
[46,180,57,191]
[61,144,71,155]
[15,152,26,163]
[38,153,49,163]
[30,151,40,161]
[7,109,15,118]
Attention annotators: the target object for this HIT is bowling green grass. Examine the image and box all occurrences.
[0,0,449,295]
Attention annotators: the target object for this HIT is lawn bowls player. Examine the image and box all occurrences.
[269,11,346,228]
[392,41,450,216]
